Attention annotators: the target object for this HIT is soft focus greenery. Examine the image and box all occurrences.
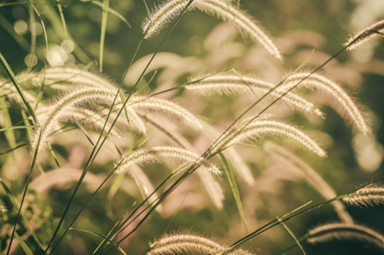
[1,0,384,254]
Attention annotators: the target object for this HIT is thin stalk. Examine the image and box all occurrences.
[6,130,42,255]
[46,1,195,253]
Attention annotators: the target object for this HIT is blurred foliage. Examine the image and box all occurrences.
[1,0,384,254]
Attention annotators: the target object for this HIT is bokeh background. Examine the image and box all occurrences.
[1,0,384,254]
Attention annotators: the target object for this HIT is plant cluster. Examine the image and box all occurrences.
[0,0,384,254]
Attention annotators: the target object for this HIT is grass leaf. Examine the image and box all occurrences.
[219,152,248,233]
[71,116,95,146]
[46,141,61,167]
[99,0,110,72]
[91,1,132,28]
[0,179,44,251]
[0,53,39,125]
[69,228,127,255]
[0,97,17,150]
[14,233,34,255]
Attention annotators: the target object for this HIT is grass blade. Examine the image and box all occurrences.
[99,0,110,72]
[0,179,44,251]
[46,141,61,167]
[69,228,127,255]
[0,97,17,150]
[119,90,131,128]
[91,1,132,28]
[0,53,39,125]
[219,152,248,233]
[277,217,306,255]
[44,5,91,63]
[14,233,34,255]
[71,116,95,146]
[0,143,28,156]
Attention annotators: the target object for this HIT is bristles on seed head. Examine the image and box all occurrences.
[216,118,326,157]
[142,0,282,60]
[308,223,384,249]
[187,73,323,117]
[115,146,220,175]
[128,96,202,129]
[345,19,384,50]
[31,87,119,152]
[148,232,255,255]
[342,182,384,207]
[195,0,282,60]
[142,0,197,39]
[281,72,370,134]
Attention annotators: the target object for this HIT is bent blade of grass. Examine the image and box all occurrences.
[0,143,28,156]
[15,233,34,255]
[46,141,60,167]
[119,91,131,128]
[28,0,49,56]
[293,48,314,73]
[71,116,95,146]
[219,152,248,233]
[0,14,30,52]
[0,53,39,125]
[99,0,110,72]
[69,228,127,255]
[91,1,132,28]
[277,217,306,255]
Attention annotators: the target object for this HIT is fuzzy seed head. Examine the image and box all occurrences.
[216,118,326,157]
[281,72,369,134]
[187,74,323,117]
[308,223,384,249]
[115,146,220,175]
[343,182,384,207]
[345,19,384,50]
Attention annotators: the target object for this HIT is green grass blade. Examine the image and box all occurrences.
[6,129,42,255]
[0,97,17,150]
[71,116,95,146]
[0,179,43,251]
[119,91,131,128]
[0,14,30,52]
[14,233,34,255]
[28,0,49,56]
[219,152,248,233]
[164,193,188,233]
[44,5,91,63]
[0,53,39,125]
[0,126,38,133]
[110,137,122,156]
[99,0,110,72]
[95,174,125,254]
[0,143,28,156]
[294,48,314,73]
[277,217,306,255]
[91,1,132,28]
[56,0,68,39]
[21,109,34,141]
[46,141,60,167]
[47,0,193,251]
[27,6,37,71]
[69,228,127,255]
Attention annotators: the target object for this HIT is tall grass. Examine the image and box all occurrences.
[0,1,384,255]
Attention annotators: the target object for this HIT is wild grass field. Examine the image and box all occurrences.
[1,0,384,254]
